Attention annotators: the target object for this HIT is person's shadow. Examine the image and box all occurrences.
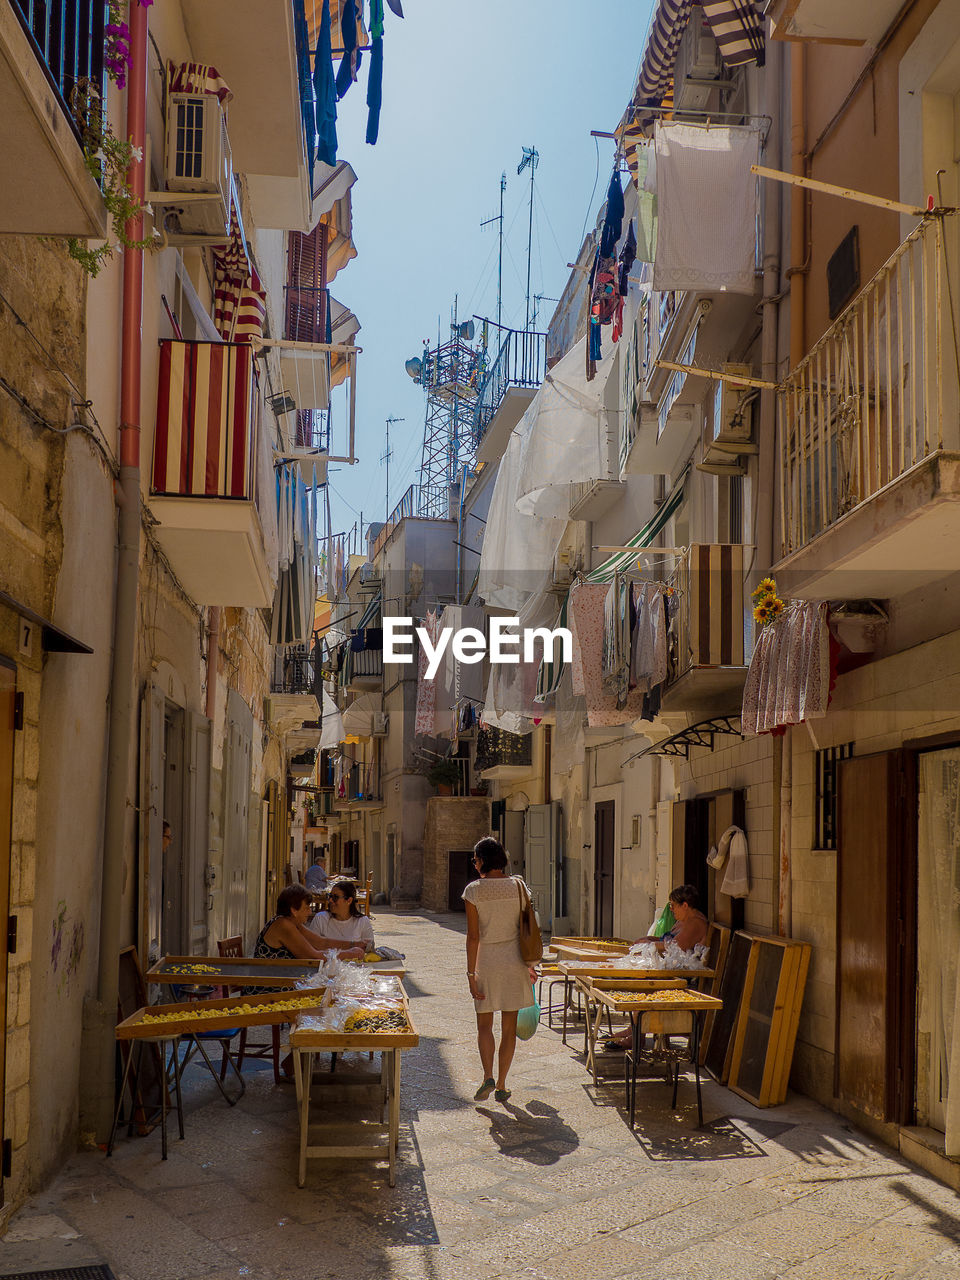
[475,1099,579,1166]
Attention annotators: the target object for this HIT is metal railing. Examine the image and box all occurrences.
[13,0,105,141]
[667,544,748,680]
[372,484,420,557]
[777,212,960,557]
[475,726,533,773]
[271,644,320,697]
[473,326,546,441]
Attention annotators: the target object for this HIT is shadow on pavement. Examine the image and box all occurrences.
[474,1098,579,1165]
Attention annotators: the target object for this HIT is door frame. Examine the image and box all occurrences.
[0,657,16,1206]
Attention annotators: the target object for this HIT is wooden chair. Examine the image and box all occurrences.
[217,936,282,1086]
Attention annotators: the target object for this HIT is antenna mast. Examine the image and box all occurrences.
[381,416,403,526]
[518,145,539,333]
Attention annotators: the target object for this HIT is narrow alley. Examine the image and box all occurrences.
[5,910,960,1280]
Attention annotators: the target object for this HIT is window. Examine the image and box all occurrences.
[815,743,853,850]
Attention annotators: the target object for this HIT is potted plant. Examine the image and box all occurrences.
[427,758,461,795]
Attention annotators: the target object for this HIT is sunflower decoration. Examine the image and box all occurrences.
[752,577,785,627]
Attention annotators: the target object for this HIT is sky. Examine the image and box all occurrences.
[325,0,653,545]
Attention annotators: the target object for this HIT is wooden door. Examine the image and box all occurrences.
[0,660,15,1203]
[837,751,908,1121]
[594,800,615,937]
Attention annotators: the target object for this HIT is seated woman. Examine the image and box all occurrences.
[254,884,365,962]
[603,884,708,1051]
[307,879,375,952]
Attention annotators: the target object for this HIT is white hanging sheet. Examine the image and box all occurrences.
[653,120,761,296]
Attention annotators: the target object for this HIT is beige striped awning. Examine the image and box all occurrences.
[619,0,764,185]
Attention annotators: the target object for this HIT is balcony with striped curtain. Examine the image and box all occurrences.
[149,339,275,608]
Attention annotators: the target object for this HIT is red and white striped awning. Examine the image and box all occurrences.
[153,340,258,500]
[634,0,764,107]
[213,194,267,343]
[167,61,233,104]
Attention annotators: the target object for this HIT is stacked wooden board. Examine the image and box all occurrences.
[700,929,811,1107]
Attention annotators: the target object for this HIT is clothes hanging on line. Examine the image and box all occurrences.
[630,582,668,692]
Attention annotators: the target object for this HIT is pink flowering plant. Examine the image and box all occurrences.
[105,0,153,89]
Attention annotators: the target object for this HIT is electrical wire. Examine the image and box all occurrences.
[578,135,602,247]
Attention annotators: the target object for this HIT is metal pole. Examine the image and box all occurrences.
[82,0,148,1142]
[498,172,505,332]
[525,155,535,334]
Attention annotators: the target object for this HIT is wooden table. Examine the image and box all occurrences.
[146,955,405,988]
[588,986,722,1127]
[549,941,631,963]
[556,962,715,1045]
[290,988,418,1188]
[580,977,689,1086]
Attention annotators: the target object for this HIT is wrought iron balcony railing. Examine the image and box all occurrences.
[13,0,105,143]
[777,212,960,557]
[473,325,546,441]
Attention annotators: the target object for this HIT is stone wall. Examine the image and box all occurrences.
[422,798,490,912]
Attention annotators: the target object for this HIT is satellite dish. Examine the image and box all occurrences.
[458,320,475,342]
[404,357,423,381]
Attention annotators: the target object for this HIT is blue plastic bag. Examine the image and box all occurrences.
[516,984,540,1040]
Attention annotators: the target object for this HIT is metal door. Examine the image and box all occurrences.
[524,802,556,930]
[594,800,615,937]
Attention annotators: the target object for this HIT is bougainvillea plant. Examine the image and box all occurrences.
[105,0,153,89]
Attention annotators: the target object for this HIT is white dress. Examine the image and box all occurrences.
[462,875,533,1013]
[307,911,375,950]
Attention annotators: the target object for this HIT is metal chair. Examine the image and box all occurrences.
[217,935,282,1085]
[167,982,245,1105]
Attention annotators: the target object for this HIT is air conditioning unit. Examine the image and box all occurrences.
[372,712,389,737]
[673,9,723,112]
[711,364,755,449]
[164,93,232,236]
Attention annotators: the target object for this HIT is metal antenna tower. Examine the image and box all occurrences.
[518,145,539,333]
[413,298,481,519]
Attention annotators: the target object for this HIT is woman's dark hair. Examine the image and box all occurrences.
[277,884,312,916]
[328,879,361,917]
[669,884,700,908]
[474,836,508,874]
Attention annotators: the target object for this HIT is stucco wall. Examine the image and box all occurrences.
[422,797,490,912]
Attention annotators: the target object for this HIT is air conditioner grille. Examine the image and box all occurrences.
[174,97,207,182]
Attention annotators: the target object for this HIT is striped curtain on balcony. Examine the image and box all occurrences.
[586,467,688,584]
[213,198,267,343]
[153,341,257,498]
[167,61,234,103]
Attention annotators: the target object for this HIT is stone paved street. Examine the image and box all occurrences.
[5,911,960,1280]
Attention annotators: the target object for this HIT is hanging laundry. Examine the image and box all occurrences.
[717,825,750,898]
[653,120,761,295]
[741,601,832,735]
[630,583,668,692]
[385,0,403,13]
[365,0,383,146]
[599,171,625,259]
[314,0,338,166]
[617,221,637,301]
[336,0,361,99]
[569,582,646,728]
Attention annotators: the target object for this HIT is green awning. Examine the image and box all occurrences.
[535,595,569,704]
[586,468,688,584]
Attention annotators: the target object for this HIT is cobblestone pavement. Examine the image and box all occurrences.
[5,910,960,1279]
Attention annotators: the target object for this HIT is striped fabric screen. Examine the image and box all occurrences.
[153,340,258,499]
[213,195,267,342]
[676,542,745,670]
[167,61,233,104]
[630,0,764,113]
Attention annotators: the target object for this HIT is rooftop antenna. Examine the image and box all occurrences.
[381,416,403,526]
[480,172,507,331]
[518,145,539,333]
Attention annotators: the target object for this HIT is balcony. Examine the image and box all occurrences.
[268,644,321,731]
[181,0,312,230]
[150,339,273,608]
[768,0,904,45]
[476,727,534,782]
[282,284,331,410]
[775,213,960,601]
[0,0,107,235]
[342,645,383,692]
[660,544,750,716]
[334,759,383,810]
[474,326,546,464]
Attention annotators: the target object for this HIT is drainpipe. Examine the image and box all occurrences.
[756,39,782,577]
[82,0,148,1140]
[206,608,220,722]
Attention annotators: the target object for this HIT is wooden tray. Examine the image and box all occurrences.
[146,955,405,987]
[291,993,419,1051]
[116,988,328,1039]
[550,942,632,961]
[590,987,723,1014]
[558,962,715,980]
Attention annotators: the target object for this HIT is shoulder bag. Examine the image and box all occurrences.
[516,879,543,964]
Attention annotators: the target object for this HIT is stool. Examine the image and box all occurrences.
[108,1034,184,1160]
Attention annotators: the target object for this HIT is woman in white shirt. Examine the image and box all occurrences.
[308,879,375,951]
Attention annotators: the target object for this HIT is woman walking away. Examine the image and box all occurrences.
[463,836,536,1103]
